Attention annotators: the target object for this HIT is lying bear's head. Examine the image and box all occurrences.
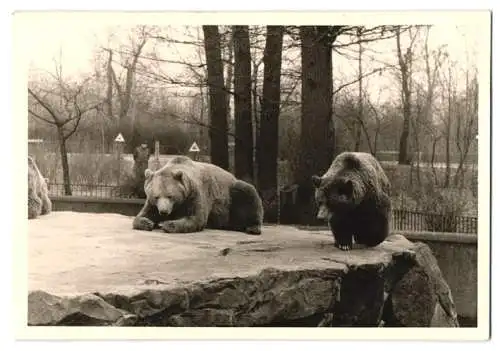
[144,168,190,215]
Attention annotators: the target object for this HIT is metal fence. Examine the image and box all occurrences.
[48,181,478,234]
[48,182,124,198]
[391,209,477,234]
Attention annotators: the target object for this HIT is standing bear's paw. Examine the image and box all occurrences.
[245,225,262,235]
[133,217,155,231]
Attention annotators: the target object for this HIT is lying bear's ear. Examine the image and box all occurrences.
[144,169,154,179]
[312,175,322,188]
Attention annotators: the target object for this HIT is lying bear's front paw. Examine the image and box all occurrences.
[133,217,155,231]
[160,220,179,233]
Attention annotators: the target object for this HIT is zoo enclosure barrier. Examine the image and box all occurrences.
[47,181,478,235]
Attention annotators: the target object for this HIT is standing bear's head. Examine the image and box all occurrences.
[143,167,192,215]
[311,153,372,220]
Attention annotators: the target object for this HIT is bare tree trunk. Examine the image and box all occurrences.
[57,127,72,196]
[355,27,363,151]
[257,25,284,223]
[395,27,412,165]
[444,70,452,188]
[106,50,114,120]
[196,27,208,152]
[295,26,339,225]
[430,137,440,186]
[412,99,422,186]
[199,87,206,150]
[251,58,262,185]
[203,25,229,170]
[233,25,254,182]
[107,35,147,151]
[374,125,380,156]
[225,29,234,121]
[453,71,477,188]
[251,60,262,131]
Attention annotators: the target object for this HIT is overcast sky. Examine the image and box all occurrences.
[18,12,486,104]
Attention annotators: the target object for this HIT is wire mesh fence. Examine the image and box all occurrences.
[47,181,478,234]
[391,209,477,234]
[48,182,124,198]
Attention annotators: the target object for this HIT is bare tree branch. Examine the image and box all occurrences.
[28,108,55,125]
[28,88,61,124]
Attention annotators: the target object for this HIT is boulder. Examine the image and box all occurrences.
[28,212,459,327]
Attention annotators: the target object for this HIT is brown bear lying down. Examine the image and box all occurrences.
[133,155,264,235]
[28,155,52,219]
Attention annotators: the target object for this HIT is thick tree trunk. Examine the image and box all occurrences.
[203,25,229,170]
[355,28,363,152]
[294,26,336,225]
[57,127,72,196]
[233,26,254,183]
[225,30,234,122]
[256,25,284,223]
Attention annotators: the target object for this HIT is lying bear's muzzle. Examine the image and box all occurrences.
[156,198,174,215]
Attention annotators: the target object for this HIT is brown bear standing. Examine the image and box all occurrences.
[28,156,52,219]
[133,155,263,235]
[312,152,391,251]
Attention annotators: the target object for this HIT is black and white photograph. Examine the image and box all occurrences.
[12,9,491,341]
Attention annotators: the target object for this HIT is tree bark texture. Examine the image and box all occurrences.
[233,25,254,183]
[203,25,229,170]
[396,28,412,165]
[257,25,284,223]
[57,127,72,196]
[294,26,337,225]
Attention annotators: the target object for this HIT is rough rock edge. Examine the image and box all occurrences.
[27,236,460,327]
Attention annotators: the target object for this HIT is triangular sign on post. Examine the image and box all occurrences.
[189,142,200,153]
[114,133,125,143]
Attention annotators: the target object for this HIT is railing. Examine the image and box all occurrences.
[48,182,129,198]
[391,209,477,234]
[47,181,478,234]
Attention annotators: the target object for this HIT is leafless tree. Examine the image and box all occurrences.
[394,26,420,165]
[28,62,103,195]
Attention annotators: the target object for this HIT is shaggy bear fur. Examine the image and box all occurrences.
[28,156,52,219]
[312,152,391,251]
[133,155,264,235]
